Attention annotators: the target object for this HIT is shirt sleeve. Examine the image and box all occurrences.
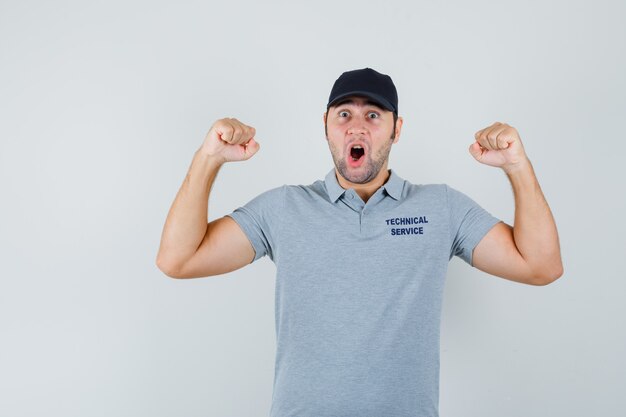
[446,184,501,266]
[224,185,285,263]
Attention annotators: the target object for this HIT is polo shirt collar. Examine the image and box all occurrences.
[383,168,404,200]
[324,167,405,203]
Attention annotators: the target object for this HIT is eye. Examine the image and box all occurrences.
[339,111,349,117]
[367,112,380,119]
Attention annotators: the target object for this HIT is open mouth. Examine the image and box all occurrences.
[350,145,365,161]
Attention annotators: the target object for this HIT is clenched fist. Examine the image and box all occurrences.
[202,118,260,164]
[469,121,529,173]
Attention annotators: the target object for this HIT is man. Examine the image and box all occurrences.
[156,68,563,417]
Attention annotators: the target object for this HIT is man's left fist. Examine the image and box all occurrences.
[469,122,529,172]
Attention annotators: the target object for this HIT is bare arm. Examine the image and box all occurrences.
[473,159,563,285]
[156,118,260,278]
[468,122,563,285]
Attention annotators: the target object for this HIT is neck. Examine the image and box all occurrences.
[336,163,391,203]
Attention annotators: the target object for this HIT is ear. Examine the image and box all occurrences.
[393,116,403,144]
[323,112,327,124]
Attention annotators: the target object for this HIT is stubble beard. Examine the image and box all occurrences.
[328,136,393,184]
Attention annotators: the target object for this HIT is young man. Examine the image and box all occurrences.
[156,68,563,417]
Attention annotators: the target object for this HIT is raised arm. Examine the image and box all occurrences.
[468,122,563,286]
[156,118,260,279]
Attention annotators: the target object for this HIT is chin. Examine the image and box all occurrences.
[337,164,379,185]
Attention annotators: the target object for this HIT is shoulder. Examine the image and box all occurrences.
[234,184,286,212]
[239,176,329,208]
[442,183,481,207]
[401,181,482,213]
[251,184,286,200]
[284,179,328,200]
[403,181,448,200]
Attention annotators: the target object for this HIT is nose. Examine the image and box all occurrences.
[347,123,367,135]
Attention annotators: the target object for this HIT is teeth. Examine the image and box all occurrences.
[352,145,363,149]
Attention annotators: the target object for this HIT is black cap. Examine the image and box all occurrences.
[326,67,398,114]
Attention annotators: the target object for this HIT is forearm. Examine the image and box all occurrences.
[156,147,224,272]
[505,158,563,280]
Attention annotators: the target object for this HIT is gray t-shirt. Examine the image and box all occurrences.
[226,167,501,417]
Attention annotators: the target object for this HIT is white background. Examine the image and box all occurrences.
[1,0,624,416]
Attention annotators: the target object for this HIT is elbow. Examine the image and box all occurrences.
[156,256,185,279]
[531,263,564,286]
[159,267,184,279]
[156,262,178,279]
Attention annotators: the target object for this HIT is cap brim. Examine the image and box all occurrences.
[327,91,396,113]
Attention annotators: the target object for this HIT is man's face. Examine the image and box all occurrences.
[324,95,401,184]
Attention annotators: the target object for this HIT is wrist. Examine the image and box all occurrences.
[502,157,532,176]
[196,146,226,167]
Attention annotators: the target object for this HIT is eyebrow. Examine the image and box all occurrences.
[332,99,385,111]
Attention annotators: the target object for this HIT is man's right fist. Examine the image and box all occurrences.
[202,118,260,163]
